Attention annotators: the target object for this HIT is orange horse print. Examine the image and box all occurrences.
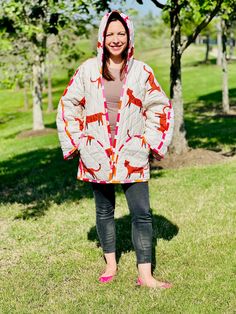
[155,105,171,134]
[143,65,161,94]
[142,108,147,120]
[126,88,142,112]
[74,117,84,131]
[124,160,148,178]
[127,130,148,149]
[81,160,101,179]
[79,96,86,107]
[90,76,102,89]
[85,135,95,145]
[85,112,105,129]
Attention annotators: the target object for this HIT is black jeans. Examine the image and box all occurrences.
[92,182,153,264]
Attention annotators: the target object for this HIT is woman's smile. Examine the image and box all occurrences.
[109,45,123,51]
[105,20,128,59]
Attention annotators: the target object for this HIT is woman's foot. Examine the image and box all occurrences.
[99,264,117,283]
[136,277,172,289]
[100,264,117,278]
[99,252,117,283]
[137,263,172,289]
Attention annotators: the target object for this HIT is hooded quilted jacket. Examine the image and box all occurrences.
[57,11,174,184]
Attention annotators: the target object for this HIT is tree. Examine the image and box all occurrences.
[201,22,216,63]
[216,19,222,65]
[219,0,236,113]
[181,9,217,63]
[133,0,224,154]
[0,0,109,130]
[221,18,229,113]
[228,22,236,60]
[0,37,32,109]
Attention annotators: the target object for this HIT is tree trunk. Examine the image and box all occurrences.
[205,34,210,63]
[23,79,29,111]
[15,78,20,91]
[32,53,45,130]
[216,21,222,66]
[169,10,188,154]
[229,31,234,60]
[47,54,53,112]
[221,19,229,114]
[195,35,200,45]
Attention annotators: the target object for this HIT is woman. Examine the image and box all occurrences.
[57,11,174,289]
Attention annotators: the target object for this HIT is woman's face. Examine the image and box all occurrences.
[104,20,128,59]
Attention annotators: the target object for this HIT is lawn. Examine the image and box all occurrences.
[0,32,236,313]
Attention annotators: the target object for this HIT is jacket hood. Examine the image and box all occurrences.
[97,11,134,74]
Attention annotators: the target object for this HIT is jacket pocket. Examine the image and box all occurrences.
[115,135,150,180]
[78,135,111,181]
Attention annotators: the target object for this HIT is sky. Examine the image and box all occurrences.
[126,0,163,15]
[110,0,164,16]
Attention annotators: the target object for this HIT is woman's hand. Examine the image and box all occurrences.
[152,151,162,161]
[67,149,79,160]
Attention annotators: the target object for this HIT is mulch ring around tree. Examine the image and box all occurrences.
[17,128,57,138]
[151,148,236,169]
[16,129,235,169]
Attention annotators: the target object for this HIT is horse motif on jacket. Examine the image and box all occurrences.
[143,65,161,94]
[124,160,148,178]
[155,104,171,134]
[126,88,142,112]
[85,112,105,128]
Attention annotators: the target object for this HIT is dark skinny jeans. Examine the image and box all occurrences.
[92,182,153,264]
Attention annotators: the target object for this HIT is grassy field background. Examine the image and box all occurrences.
[0,31,236,313]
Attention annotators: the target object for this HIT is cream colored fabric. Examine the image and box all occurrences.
[57,11,174,183]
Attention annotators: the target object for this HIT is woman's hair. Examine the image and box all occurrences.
[102,11,130,81]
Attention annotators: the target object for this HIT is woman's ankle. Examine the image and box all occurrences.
[104,252,116,263]
[137,262,152,279]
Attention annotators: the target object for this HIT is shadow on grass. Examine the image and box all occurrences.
[185,57,217,67]
[185,114,236,151]
[197,88,236,110]
[0,148,165,220]
[87,212,179,272]
[0,148,93,219]
[185,88,236,114]
[184,88,236,152]
[45,121,57,129]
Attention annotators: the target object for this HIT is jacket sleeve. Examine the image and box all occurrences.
[143,64,174,158]
[56,64,85,160]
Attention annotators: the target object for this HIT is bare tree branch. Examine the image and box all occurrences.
[180,0,223,54]
[150,0,165,9]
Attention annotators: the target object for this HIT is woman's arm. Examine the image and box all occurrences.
[143,64,174,159]
[56,64,85,160]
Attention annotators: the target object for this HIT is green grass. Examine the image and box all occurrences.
[0,160,235,313]
[0,33,236,313]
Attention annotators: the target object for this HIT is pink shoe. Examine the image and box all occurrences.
[136,278,172,289]
[99,275,114,283]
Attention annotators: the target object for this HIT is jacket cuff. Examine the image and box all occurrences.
[64,146,79,160]
[151,148,165,160]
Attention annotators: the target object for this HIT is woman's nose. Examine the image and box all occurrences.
[112,35,119,43]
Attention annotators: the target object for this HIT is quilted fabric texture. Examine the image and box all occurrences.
[57,11,174,183]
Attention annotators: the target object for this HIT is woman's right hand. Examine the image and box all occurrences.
[67,149,79,160]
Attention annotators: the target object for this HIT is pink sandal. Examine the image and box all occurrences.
[99,275,115,283]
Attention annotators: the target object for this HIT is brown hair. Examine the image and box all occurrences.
[102,12,130,81]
